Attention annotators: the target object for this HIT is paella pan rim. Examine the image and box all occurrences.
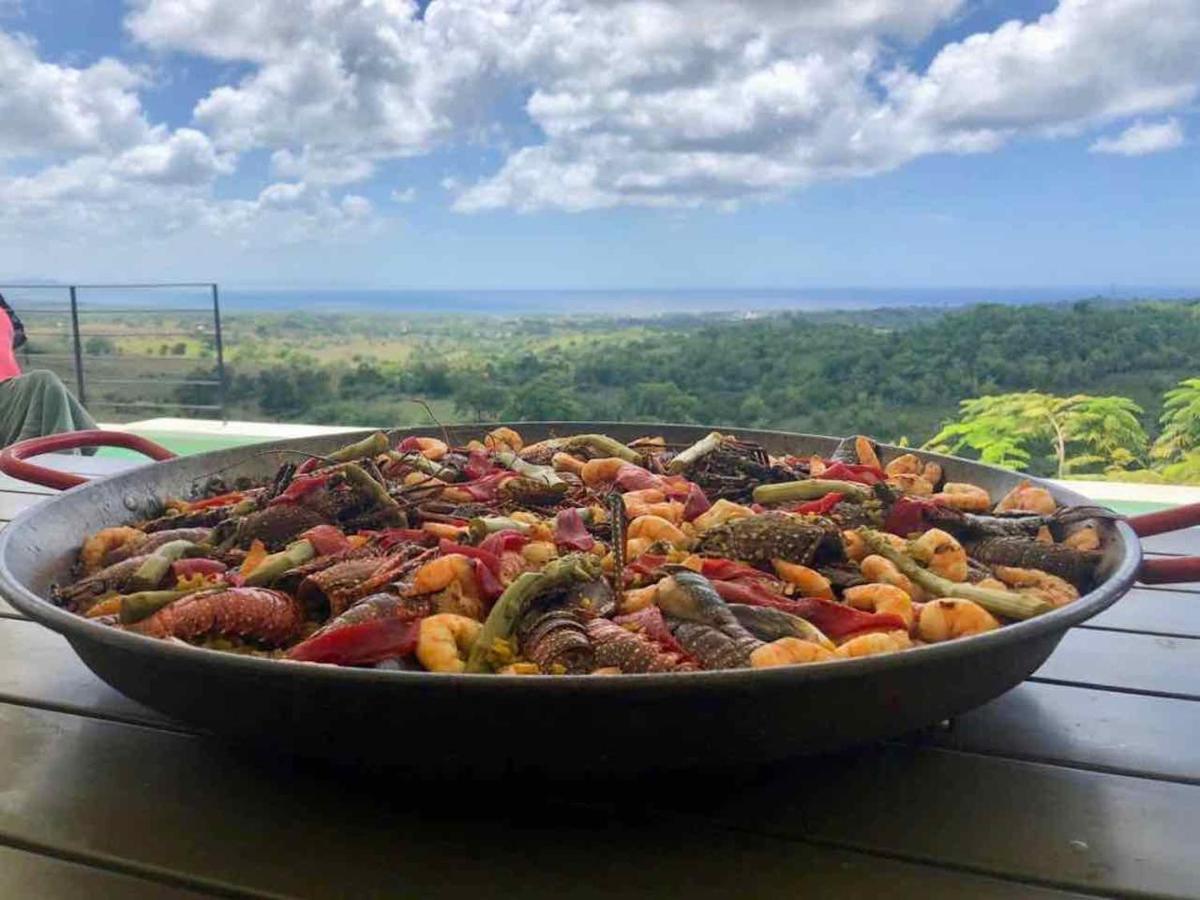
[0,421,1142,694]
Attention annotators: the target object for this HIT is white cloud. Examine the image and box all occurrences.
[1090,117,1185,156]
[391,187,416,203]
[6,0,1200,241]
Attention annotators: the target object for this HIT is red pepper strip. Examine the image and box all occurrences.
[623,553,669,581]
[614,606,691,658]
[682,482,712,521]
[268,473,330,506]
[457,472,513,501]
[186,490,247,511]
[373,528,437,549]
[287,618,421,665]
[821,462,886,485]
[699,557,774,582]
[295,457,321,475]
[479,529,529,557]
[464,450,499,480]
[171,558,227,579]
[710,580,904,639]
[791,491,845,516]
[554,508,595,552]
[614,464,661,492]
[884,496,939,537]
[439,538,502,576]
[301,525,351,557]
[472,557,505,604]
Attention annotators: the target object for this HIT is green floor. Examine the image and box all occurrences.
[96,430,269,459]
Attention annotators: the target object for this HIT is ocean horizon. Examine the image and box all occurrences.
[2,284,1198,316]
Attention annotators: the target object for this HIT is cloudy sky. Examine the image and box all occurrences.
[0,0,1196,289]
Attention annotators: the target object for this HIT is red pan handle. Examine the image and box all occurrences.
[0,429,176,491]
[1128,503,1200,584]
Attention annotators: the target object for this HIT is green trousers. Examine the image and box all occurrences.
[0,370,98,448]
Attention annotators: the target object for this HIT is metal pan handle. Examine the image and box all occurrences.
[0,429,176,491]
[1128,503,1200,584]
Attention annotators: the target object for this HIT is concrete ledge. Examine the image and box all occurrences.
[1050,479,1200,505]
[100,418,363,439]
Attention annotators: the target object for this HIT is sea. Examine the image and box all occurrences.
[2,284,1197,317]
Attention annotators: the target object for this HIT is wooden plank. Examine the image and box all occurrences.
[0,473,55,495]
[923,681,1200,783]
[0,619,175,730]
[1032,628,1200,699]
[0,491,50,522]
[658,744,1200,898]
[1083,587,1200,637]
[24,454,142,479]
[0,845,214,899]
[0,704,1088,900]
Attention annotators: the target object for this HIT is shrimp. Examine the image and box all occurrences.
[619,583,659,613]
[835,631,911,658]
[888,473,934,496]
[908,528,968,582]
[843,530,868,562]
[996,480,1056,515]
[922,461,943,488]
[408,437,448,460]
[859,554,925,601]
[1063,526,1100,552]
[692,499,754,532]
[771,560,833,600]
[521,541,559,567]
[408,553,476,596]
[627,515,690,548]
[918,599,999,642]
[750,637,836,668]
[991,565,1079,608]
[551,452,586,476]
[931,482,991,512]
[79,526,145,575]
[497,662,540,675]
[885,453,922,477]
[484,427,523,453]
[855,436,882,470]
[581,457,628,488]
[843,583,914,630]
[808,455,827,477]
[416,614,483,673]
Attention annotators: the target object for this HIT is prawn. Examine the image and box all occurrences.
[918,598,999,642]
[1063,526,1100,552]
[416,614,483,673]
[79,527,145,575]
[859,554,925,601]
[835,631,911,658]
[888,473,934,496]
[408,553,476,596]
[908,528,968,582]
[581,457,629,488]
[996,480,1056,515]
[619,583,659,613]
[521,541,559,567]
[627,515,690,548]
[771,560,833,600]
[407,437,448,461]
[484,427,524,453]
[551,452,586,476]
[692,499,754,532]
[750,637,836,668]
[932,482,991,512]
[843,583,914,630]
[855,436,882,470]
[991,565,1079,608]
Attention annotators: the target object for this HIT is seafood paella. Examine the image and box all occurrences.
[54,428,1113,675]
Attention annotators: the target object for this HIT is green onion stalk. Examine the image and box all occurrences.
[667,431,726,475]
[752,479,871,505]
[126,540,202,593]
[858,528,1051,620]
[468,517,532,542]
[493,451,566,489]
[465,554,604,673]
[119,586,207,625]
[325,431,390,464]
[243,540,318,587]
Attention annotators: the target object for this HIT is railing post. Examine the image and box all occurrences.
[68,285,86,404]
[211,283,227,421]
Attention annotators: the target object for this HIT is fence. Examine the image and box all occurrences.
[0,283,227,422]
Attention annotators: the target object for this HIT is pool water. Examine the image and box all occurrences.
[96,430,269,459]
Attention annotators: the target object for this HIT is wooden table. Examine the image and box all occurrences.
[0,456,1197,898]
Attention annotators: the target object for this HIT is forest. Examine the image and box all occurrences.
[22,297,1200,481]
[187,299,1200,481]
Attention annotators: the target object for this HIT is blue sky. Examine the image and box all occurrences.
[0,0,1196,290]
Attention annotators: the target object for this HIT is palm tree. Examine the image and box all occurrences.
[1153,377,1200,462]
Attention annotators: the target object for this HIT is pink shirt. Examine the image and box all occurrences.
[0,311,22,381]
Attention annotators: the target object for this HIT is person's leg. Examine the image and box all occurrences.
[0,371,97,445]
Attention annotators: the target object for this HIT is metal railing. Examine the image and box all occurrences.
[0,283,227,421]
